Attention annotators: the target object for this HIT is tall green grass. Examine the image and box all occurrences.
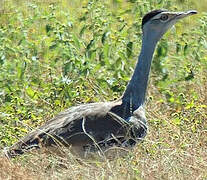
[0,0,206,179]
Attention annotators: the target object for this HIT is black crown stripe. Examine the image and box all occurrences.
[142,9,167,28]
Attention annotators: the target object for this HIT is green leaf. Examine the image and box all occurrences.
[126,41,133,58]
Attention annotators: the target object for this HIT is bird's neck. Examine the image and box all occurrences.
[122,35,158,110]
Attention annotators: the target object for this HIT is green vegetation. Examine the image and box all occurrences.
[0,0,206,179]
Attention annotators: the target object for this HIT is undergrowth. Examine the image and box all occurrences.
[0,0,206,179]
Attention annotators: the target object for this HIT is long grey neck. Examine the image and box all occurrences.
[122,34,158,110]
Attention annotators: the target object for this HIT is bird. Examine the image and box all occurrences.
[5,9,197,158]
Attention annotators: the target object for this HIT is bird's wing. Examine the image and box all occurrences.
[6,101,123,156]
[6,101,147,158]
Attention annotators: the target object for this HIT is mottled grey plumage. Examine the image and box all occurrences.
[5,9,197,158]
[6,101,147,157]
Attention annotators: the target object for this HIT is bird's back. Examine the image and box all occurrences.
[6,100,147,158]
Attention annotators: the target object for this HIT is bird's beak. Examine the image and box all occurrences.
[175,10,197,20]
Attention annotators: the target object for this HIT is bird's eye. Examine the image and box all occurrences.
[160,14,168,21]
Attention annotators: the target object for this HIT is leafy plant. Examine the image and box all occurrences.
[0,0,206,179]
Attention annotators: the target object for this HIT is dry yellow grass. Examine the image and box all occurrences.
[1,82,206,179]
[0,0,206,179]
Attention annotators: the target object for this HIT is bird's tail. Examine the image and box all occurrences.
[4,130,45,158]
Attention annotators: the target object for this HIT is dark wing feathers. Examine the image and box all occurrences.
[6,101,147,158]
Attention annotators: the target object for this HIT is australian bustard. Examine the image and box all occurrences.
[5,9,197,158]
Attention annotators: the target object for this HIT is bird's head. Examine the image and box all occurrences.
[142,9,197,42]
